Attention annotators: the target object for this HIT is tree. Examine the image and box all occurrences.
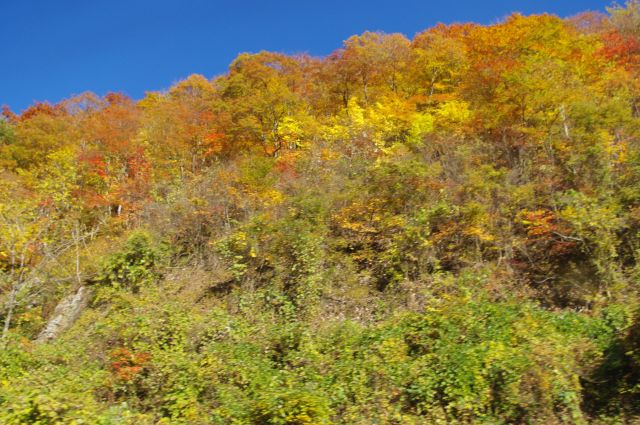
[410,24,471,100]
[337,32,411,106]
[218,52,309,157]
[0,178,66,345]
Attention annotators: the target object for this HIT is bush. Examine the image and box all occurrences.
[96,230,165,292]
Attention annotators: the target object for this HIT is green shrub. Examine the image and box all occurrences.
[254,387,331,425]
[96,230,165,292]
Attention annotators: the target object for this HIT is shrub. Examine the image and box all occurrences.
[96,230,165,292]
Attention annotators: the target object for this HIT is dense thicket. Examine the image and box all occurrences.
[2,3,640,423]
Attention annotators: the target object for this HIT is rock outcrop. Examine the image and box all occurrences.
[36,286,91,343]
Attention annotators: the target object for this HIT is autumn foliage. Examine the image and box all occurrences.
[2,2,640,423]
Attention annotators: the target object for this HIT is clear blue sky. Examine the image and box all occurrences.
[1,0,611,112]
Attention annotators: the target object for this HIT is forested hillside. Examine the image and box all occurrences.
[2,2,640,423]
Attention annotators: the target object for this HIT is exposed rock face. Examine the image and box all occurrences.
[36,286,91,343]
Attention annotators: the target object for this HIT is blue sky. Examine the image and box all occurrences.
[1,0,611,112]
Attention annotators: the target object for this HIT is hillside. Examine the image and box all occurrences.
[2,3,640,424]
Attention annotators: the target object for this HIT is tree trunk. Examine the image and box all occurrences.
[1,288,17,348]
